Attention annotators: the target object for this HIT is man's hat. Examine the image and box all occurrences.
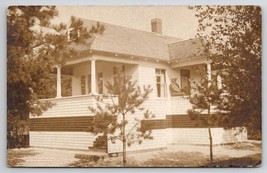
[171,78,177,82]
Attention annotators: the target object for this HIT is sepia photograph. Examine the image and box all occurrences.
[7,5,262,167]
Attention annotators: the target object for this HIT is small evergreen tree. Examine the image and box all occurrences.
[187,65,223,164]
[89,72,154,167]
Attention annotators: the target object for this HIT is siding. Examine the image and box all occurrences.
[29,131,97,150]
[168,97,192,114]
[141,115,217,130]
[170,128,247,145]
[31,95,95,118]
[30,116,94,132]
[107,129,168,153]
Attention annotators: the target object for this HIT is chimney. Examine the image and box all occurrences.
[151,18,162,34]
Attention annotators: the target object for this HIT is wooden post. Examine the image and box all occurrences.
[56,65,62,98]
[207,63,212,87]
[91,59,96,95]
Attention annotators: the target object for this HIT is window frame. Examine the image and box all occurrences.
[155,68,166,97]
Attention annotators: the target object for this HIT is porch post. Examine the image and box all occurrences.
[207,63,212,87]
[56,65,62,98]
[91,58,97,95]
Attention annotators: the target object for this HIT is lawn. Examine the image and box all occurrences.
[7,149,38,167]
[7,142,261,167]
[69,152,261,167]
[69,142,262,167]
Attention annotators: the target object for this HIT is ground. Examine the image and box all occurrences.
[7,141,261,167]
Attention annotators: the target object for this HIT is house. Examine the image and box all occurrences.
[29,18,247,153]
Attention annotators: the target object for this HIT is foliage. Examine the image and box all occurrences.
[89,72,154,166]
[188,65,224,163]
[7,6,104,147]
[190,6,262,137]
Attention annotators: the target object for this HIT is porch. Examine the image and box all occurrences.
[33,94,192,118]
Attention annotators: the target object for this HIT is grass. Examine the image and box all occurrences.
[8,142,262,167]
[208,154,261,167]
[69,151,261,167]
[68,142,262,167]
[7,149,38,167]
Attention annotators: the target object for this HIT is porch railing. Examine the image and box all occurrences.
[32,95,100,118]
[32,95,192,119]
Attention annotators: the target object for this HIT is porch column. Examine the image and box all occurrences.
[207,63,212,87]
[56,65,62,98]
[91,58,97,95]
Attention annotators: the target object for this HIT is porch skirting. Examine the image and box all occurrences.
[29,131,97,150]
[29,114,248,153]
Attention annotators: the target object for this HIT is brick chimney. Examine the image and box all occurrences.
[151,18,162,34]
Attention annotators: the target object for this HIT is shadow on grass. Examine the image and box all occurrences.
[129,151,210,167]
[7,149,39,167]
[68,151,210,167]
[69,157,123,167]
[68,151,261,168]
[207,153,261,167]
[224,142,262,151]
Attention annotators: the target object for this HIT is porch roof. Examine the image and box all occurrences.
[168,38,208,62]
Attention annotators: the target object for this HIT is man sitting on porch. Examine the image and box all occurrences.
[169,78,186,96]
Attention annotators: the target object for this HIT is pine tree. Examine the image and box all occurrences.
[7,6,103,148]
[89,72,153,167]
[187,65,223,164]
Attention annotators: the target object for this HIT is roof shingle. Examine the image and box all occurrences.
[78,18,181,61]
[168,38,206,61]
[68,18,206,62]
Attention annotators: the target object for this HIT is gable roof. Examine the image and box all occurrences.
[68,18,206,63]
[71,18,181,61]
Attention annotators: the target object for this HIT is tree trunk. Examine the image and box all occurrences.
[208,105,213,164]
[122,114,127,167]
[208,126,213,164]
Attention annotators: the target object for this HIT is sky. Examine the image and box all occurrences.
[52,6,198,40]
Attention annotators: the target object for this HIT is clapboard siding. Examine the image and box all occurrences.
[168,97,193,114]
[171,128,247,145]
[30,116,94,132]
[107,129,168,153]
[141,115,219,130]
[35,95,192,119]
[141,119,167,130]
[31,95,95,118]
[29,131,97,150]
[31,95,118,118]
[167,115,207,128]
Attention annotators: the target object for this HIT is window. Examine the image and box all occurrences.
[81,75,91,95]
[113,64,125,82]
[180,69,190,95]
[113,65,125,75]
[97,72,103,94]
[81,75,86,95]
[87,74,91,94]
[211,70,222,89]
[81,73,104,95]
[155,69,166,97]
